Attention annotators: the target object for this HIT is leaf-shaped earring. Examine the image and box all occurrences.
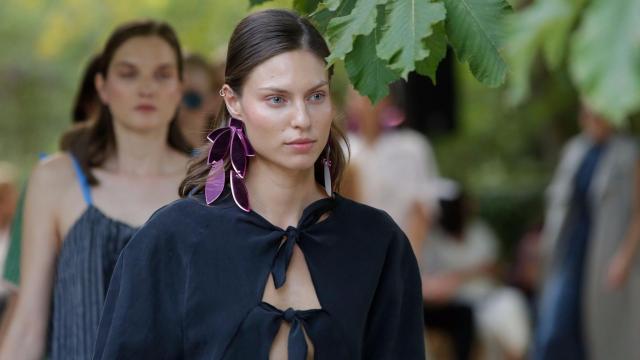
[204,117,254,211]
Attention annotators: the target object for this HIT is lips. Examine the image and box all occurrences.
[135,104,157,112]
[285,138,315,145]
[285,138,316,152]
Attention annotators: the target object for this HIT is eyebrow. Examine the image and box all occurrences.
[257,80,329,94]
[113,61,176,69]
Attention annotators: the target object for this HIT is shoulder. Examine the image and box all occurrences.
[122,196,207,260]
[381,129,433,160]
[30,152,76,186]
[612,134,639,158]
[27,153,78,203]
[334,194,407,243]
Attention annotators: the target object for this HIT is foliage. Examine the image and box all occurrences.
[253,0,511,103]
[506,0,640,124]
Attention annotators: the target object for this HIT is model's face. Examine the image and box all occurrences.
[226,50,333,173]
[97,36,182,133]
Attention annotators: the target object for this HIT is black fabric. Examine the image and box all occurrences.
[424,302,475,360]
[92,192,425,359]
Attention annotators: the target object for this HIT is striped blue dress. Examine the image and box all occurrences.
[49,157,138,359]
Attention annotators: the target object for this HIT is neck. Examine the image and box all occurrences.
[244,157,325,229]
[106,121,176,176]
[361,122,382,145]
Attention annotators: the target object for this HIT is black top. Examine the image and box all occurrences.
[92,192,425,360]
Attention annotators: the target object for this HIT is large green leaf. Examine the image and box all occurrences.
[345,32,398,103]
[505,0,583,104]
[443,0,511,87]
[376,0,446,78]
[415,21,447,82]
[570,0,640,124]
[310,0,358,32]
[325,0,387,64]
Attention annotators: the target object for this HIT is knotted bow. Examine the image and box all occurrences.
[272,227,302,288]
[260,303,315,360]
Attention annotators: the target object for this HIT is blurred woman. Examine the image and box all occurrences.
[536,104,640,360]
[177,53,224,148]
[0,20,190,360]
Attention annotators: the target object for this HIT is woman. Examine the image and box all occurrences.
[0,20,190,360]
[177,53,224,148]
[93,9,425,360]
[535,104,640,360]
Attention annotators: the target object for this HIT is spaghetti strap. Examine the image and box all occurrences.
[70,155,93,206]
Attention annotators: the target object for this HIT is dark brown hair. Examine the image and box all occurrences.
[61,19,191,185]
[179,9,348,197]
[71,53,102,123]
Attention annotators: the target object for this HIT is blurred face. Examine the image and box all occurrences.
[579,104,613,142]
[178,65,219,141]
[224,50,333,174]
[96,36,182,133]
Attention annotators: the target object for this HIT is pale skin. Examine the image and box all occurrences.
[0,35,189,360]
[222,49,333,360]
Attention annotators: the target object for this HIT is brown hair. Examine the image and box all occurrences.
[179,9,348,197]
[61,19,191,185]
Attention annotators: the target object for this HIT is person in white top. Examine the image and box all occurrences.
[342,84,440,255]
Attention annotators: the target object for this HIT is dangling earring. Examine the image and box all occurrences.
[204,117,255,211]
[322,145,332,196]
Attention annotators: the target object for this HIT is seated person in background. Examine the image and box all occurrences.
[421,179,531,360]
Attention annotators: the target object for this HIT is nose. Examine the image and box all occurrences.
[138,75,156,97]
[291,100,311,129]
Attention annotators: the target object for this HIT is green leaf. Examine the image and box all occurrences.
[569,0,640,124]
[324,0,342,11]
[541,0,584,69]
[325,0,388,64]
[376,0,446,78]
[443,0,511,87]
[293,0,322,14]
[504,0,583,104]
[415,21,447,82]
[345,32,399,103]
[310,0,358,32]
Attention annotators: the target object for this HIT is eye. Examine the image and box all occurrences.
[308,92,326,103]
[267,96,285,105]
[155,71,173,80]
[118,71,136,79]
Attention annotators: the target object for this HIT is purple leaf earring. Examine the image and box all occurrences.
[205,118,255,211]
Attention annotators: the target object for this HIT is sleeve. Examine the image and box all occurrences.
[363,223,426,359]
[3,183,26,286]
[92,213,189,360]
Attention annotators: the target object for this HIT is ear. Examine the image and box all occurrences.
[95,73,108,105]
[221,84,244,119]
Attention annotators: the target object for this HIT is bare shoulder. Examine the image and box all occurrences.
[29,153,76,190]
